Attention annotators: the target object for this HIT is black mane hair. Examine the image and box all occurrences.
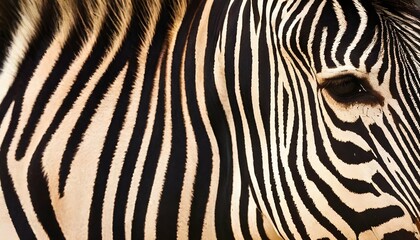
[373,0,420,17]
[0,0,418,67]
[0,0,192,66]
[0,0,20,65]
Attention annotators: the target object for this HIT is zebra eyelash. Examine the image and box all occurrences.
[319,74,366,90]
[319,74,384,106]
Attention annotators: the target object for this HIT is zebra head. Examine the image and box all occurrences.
[212,0,420,238]
[0,0,418,238]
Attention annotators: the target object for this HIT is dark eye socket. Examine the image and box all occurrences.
[324,75,366,98]
[320,75,382,105]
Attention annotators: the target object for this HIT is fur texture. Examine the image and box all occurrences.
[0,0,418,47]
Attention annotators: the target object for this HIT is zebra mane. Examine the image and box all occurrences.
[0,0,19,62]
[0,0,192,69]
[0,0,190,61]
[1,0,418,62]
[1,0,418,40]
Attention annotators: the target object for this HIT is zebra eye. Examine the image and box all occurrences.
[321,75,377,104]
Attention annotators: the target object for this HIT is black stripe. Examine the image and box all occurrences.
[58,21,134,198]
[237,2,257,240]
[336,1,360,65]
[15,28,82,160]
[184,0,218,238]
[0,14,56,237]
[383,229,418,240]
[24,10,118,239]
[130,53,167,239]
[378,22,393,85]
[211,1,241,238]
[111,10,170,239]
[315,0,340,68]
[126,11,174,239]
[88,20,142,238]
[350,0,381,68]
[255,207,270,240]
[271,55,299,240]
[0,100,37,239]
[155,6,190,236]
[28,139,66,240]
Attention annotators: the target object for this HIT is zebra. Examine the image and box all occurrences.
[0,0,419,239]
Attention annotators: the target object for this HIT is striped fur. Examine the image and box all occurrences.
[0,0,419,239]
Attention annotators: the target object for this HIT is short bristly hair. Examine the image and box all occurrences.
[0,0,190,67]
[0,0,418,68]
[0,0,20,64]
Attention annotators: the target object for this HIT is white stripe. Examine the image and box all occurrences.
[59,64,128,239]
[124,54,162,239]
[0,104,17,238]
[331,0,348,67]
[6,31,67,240]
[101,47,148,240]
[195,1,220,238]
[176,34,198,240]
[143,42,174,240]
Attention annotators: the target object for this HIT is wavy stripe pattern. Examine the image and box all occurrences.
[0,0,419,239]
